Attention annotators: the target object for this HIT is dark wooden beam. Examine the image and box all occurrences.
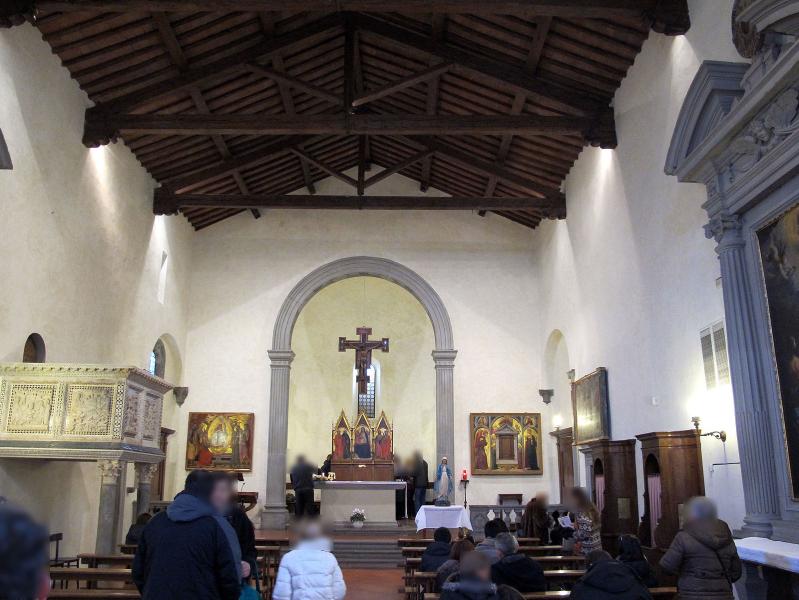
[351,62,452,108]
[29,1,677,21]
[290,148,358,188]
[85,113,595,143]
[154,190,566,215]
[363,149,431,189]
[354,14,602,116]
[247,63,341,106]
[80,14,342,129]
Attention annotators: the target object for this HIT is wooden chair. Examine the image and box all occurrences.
[256,545,282,599]
[49,533,79,568]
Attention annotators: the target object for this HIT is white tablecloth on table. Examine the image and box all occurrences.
[735,537,799,573]
[415,505,473,531]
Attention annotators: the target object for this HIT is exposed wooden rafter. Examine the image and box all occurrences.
[153,190,566,216]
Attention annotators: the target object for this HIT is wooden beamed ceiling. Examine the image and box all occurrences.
[4,1,690,230]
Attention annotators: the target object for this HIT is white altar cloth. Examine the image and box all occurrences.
[735,537,799,573]
[314,480,406,526]
[415,505,472,531]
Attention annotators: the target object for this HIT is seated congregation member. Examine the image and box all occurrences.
[568,487,602,556]
[490,532,546,592]
[521,492,552,544]
[659,496,741,600]
[0,504,50,600]
[132,470,242,600]
[476,518,509,564]
[126,512,152,545]
[617,535,657,588]
[218,474,257,583]
[421,527,453,572]
[570,550,653,600]
[436,538,475,591]
[273,521,346,600]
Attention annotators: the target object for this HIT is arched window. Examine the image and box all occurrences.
[22,333,45,363]
[149,339,166,378]
[353,360,380,418]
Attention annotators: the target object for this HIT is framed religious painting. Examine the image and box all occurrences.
[352,411,373,460]
[470,413,543,476]
[572,367,610,445]
[373,411,393,461]
[758,202,799,499]
[331,410,353,460]
[185,412,254,472]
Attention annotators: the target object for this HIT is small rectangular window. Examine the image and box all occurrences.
[701,321,730,390]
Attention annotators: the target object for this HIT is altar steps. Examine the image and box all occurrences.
[332,539,403,568]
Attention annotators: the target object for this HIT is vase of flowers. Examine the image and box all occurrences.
[350,508,366,528]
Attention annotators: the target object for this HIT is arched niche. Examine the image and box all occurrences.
[262,256,457,528]
[543,329,574,503]
[640,453,662,547]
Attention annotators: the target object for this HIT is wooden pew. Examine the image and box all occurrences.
[49,591,139,599]
[50,567,134,591]
[257,545,282,599]
[402,545,565,558]
[118,544,137,555]
[398,537,539,547]
[79,554,134,568]
[404,555,581,577]
[423,588,679,599]
[408,570,586,597]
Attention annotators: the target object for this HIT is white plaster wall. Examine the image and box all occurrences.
[181,170,551,511]
[0,24,193,555]
[531,0,747,528]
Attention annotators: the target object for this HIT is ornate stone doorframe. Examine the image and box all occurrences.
[261,256,457,529]
[665,2,799,545]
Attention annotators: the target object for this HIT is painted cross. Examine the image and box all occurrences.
[338,327,389,394]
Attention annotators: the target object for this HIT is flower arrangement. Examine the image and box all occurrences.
[350,508,366,523]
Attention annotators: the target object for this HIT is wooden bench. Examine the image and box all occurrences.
[49,590,139,599]
[398,537,539,547]
[50,567,134,592]
[79,554,134,568]
[423,587,679,599]
[257,545,282,599]
[405,569,586,597]
[402,545,565,558]
[404,555,581,576]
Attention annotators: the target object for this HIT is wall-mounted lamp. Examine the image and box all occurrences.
[539,389,554,405]
[691,416,727,442]
[174,386,189,407]
[567,369,576,382]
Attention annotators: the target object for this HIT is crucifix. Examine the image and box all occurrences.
[339,327,389,394]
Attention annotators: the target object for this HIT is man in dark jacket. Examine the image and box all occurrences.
[421,527,452,572]
[413,452,429,516]
[290,455,317,518]
[217,474,257,582]
[570,551,653,600]
[132,470,242,600]
[659,496,741,600]
[490,532,545,592]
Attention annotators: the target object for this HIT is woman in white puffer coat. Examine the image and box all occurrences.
[272,522,346,600]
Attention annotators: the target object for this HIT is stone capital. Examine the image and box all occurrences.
[432,349,458,368]
[268,349,295,368]
[135,463,158,485]
[98,459,124,483]
[704,212,743,247]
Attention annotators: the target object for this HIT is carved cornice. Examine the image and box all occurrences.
[704,212,742,243]
[733,0,764,58]
[645,0,691,36]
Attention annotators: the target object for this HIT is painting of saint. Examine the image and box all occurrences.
[333,426,351,460]
[474,429,489,470]
[185,412,254,472]
[374,412,393,461]
[354,424,372,459]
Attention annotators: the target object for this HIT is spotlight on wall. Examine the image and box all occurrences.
[539,389,554,405]
[691,416,727,442]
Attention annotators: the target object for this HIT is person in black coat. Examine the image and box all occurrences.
[421,527,452,572]
[413,452,429,516]
[132,470,242,600]
[217,474,257,583]
[617,535,657,588]
[570,551,653,600]
[126,513,152,545]
[290,455,317,518]
[490,533,545,592]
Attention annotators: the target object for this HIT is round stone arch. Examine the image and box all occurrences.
[262,256,457,528]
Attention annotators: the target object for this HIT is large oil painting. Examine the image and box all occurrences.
[758,202,799,499]
[572,368,610,445]
[186,412,254,472]
[470,413,543,476]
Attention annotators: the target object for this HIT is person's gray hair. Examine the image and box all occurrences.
[495,532,519,556]
[685,496,718,521]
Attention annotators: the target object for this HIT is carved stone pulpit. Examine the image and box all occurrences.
[0,363,173,553]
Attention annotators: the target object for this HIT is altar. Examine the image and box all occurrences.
[315,480,406,527]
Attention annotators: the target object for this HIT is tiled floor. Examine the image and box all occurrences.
[342,568,403,599]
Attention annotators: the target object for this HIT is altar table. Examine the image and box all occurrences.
[315,480,406,527]
[415,505,473,532]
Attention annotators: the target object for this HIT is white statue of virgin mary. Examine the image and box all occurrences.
[434,457,454,501]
